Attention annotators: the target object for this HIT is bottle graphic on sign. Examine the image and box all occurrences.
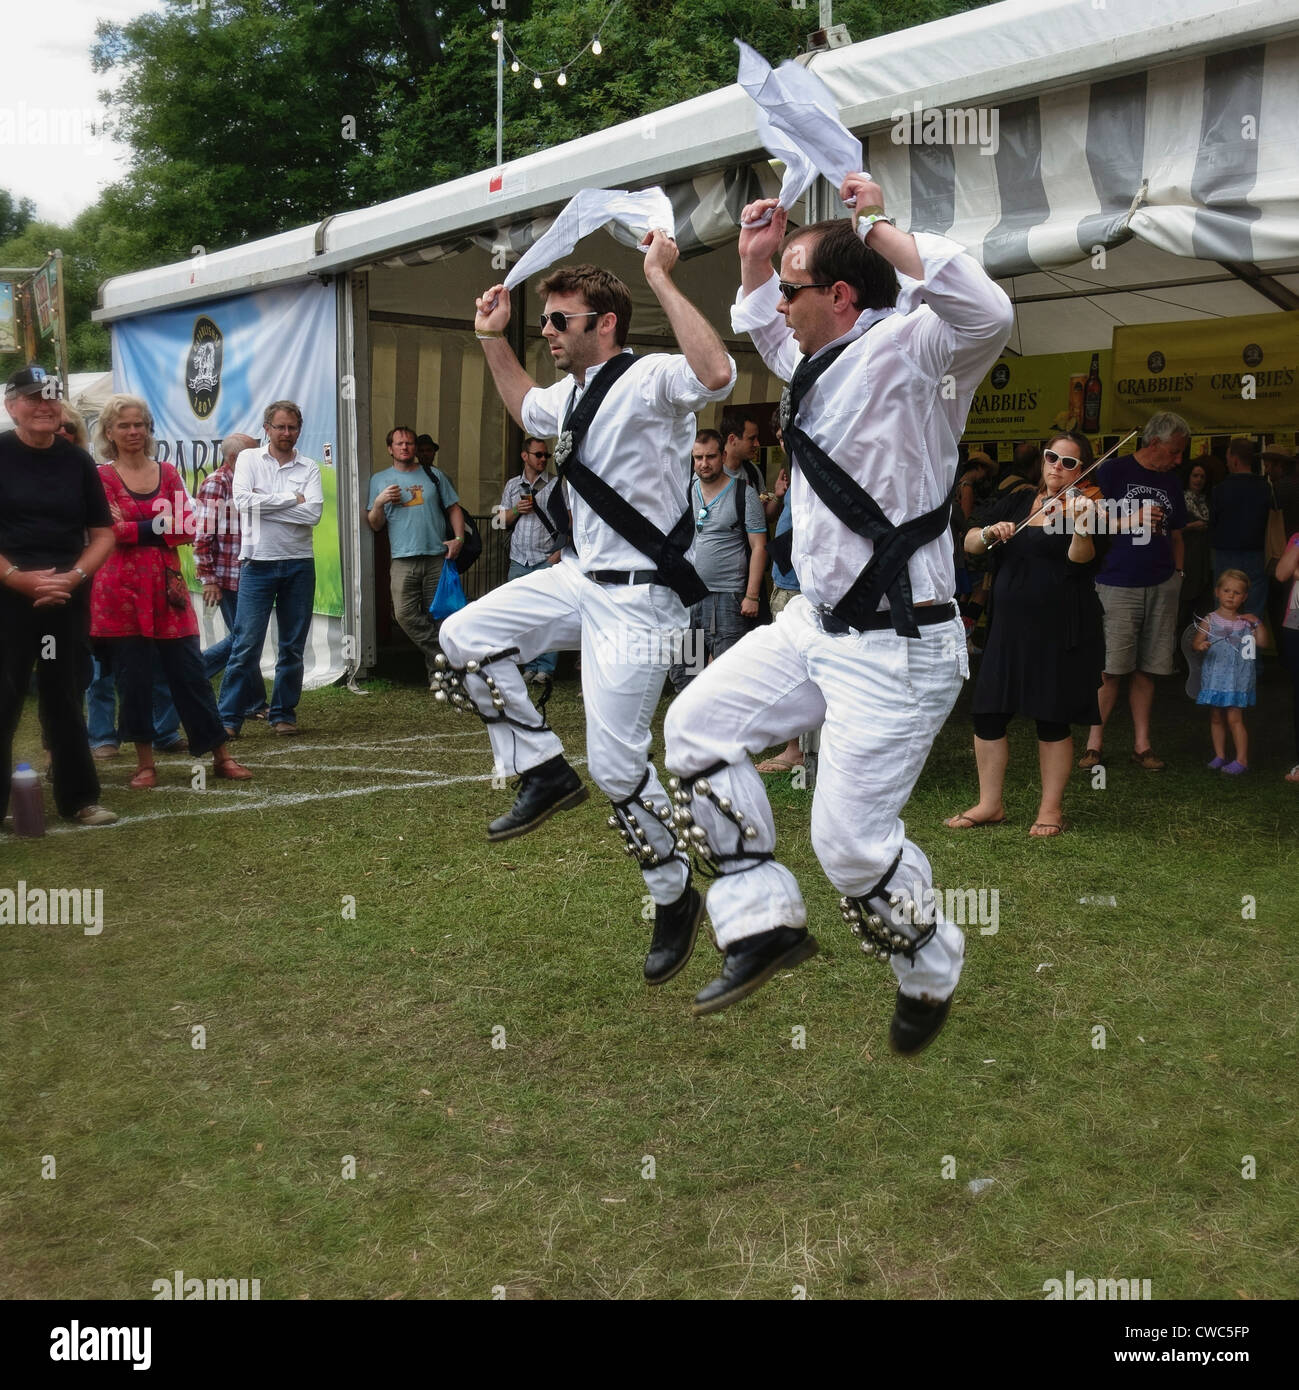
[1082,353,1102,433]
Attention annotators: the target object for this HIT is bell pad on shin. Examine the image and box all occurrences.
[839,889,937,963]
[665,770,770,880]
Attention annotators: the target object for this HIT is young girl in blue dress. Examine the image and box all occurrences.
[1192,569,1269,774]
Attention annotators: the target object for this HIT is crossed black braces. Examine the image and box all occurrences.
[606,767,682,871]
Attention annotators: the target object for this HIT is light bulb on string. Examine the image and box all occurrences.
[490,29,500,43]
[533,75,542,89]
[557,70,567,86]
[592,39,602,55]
[511,60,520,72]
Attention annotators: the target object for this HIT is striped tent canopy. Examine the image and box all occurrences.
[862,39,1299,278]
[380,164,780,271]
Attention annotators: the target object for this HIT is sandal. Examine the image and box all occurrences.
[129,767,157,789]
[755,753,804,774]
[1286,765,1299,784]
[1029,820,1068,837]
[944,811,1007,829]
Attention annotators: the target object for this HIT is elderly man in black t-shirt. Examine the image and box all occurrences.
[0,367,118,827]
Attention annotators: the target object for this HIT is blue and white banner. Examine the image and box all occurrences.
[112,281,345,685]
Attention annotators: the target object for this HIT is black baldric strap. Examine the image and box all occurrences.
[555,354,707,607]
[782,336,955,639]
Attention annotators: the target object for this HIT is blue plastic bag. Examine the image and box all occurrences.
[430,562,468,620]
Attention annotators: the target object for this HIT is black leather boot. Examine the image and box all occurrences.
[888,989,954,1055]
[691,926,818,1016]
[643,883,704,985]
[486,755,588,842]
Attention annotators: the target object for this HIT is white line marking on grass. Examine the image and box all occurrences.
[49,759,587,833]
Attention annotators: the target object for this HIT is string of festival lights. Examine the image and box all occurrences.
[491,0,623,89]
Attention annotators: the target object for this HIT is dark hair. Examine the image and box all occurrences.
[1227,436,1257,471]
[1042,431,1094,472]
[694,429,723,450]
[416,434,437,451]
[720,408,758,445]
[386,425,416,447]
[537,263,633,346]
[522,436,547,453]
[780,218,899,312]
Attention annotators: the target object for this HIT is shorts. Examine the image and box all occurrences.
[1096,573,1180,676]
[770,585,799,617]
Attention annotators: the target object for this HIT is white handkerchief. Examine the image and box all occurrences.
[503,187,675,291]
[735,41,863,225]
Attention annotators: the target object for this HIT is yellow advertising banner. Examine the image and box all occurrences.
[1111,311,1298,431]
[964,350,1112,442]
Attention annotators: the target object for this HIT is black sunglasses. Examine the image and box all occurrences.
[528,450,551,459]
[539,310,599,332]
[778,281,834,301]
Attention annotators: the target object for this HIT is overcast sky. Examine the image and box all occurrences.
[3,0,165,227]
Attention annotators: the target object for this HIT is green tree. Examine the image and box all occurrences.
[93,0,990,260]
[0,189,37,243]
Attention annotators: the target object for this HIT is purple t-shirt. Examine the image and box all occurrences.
[1095,453,1188,588]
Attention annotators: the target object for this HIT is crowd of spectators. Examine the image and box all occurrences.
[5,355,1297,835]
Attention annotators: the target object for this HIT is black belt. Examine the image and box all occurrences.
[585,569,659,586]
[817,602,956,635]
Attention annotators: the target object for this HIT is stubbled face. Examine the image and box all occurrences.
[776,237,837,354]
[108,405,150,456]
[388,430,416,464]
[692,439,724,484]
[267,410,301,453]
[1145,433,1188,472]
[541,294,604,375]
[729,420,759,462]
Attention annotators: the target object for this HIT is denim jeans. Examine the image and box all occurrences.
[669,591,750,691]
[202,587,267,711]
[85,655,181,750]
[507,559,559,675]
[218,558,315,730]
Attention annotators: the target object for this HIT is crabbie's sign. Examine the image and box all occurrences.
[963,351,1113,442]
[1110,311,1299,431]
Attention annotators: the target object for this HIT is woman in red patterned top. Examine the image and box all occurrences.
[90,395,251,788]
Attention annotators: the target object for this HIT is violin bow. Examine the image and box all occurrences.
[986,430,1139,549]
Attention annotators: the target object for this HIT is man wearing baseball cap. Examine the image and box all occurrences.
[0,366,118,827]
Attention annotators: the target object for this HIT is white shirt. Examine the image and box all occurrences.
[521,349,736,574]
[732,231,1013,612]
[232,445,323,560]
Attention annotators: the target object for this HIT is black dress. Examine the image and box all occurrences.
[972,491,1105,726]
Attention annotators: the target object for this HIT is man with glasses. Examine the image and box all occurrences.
[1082,411,1190,772]
[498,436,563,686]
[367,424,466,686]
[436,243,734,989]
[663,175,1013,1048]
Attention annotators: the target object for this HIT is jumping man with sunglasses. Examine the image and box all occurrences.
[663,175,1013,1049]
[436,235,735,988]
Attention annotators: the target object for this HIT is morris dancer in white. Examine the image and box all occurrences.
[664,176,1013,1048]
[435,233,735,984]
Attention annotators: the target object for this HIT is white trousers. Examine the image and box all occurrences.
[664,595,969,1001]
[438,556,689,905]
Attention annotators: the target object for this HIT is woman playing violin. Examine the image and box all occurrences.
[945,431,1106,837]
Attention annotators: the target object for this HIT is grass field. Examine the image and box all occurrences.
[1,658,1296,1301]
